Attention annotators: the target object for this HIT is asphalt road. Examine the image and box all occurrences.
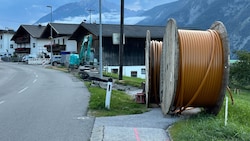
[0,62,94,141]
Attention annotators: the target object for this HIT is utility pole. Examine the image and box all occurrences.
[46,5,53,65]
[119,0,124,80]
[5,27,10,61]
[88,9,95,23]
[99,0,103,79]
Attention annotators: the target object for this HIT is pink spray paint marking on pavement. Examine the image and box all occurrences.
[134,128,141,141]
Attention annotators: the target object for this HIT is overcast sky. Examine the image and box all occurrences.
[0,0,177,30]
[0,0,79,30]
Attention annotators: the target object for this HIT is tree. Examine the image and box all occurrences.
[230,50,250,87]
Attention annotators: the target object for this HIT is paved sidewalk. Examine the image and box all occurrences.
[90,108,181,141]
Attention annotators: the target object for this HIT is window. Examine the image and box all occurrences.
[111,69,118,74]
[58,39,60,44]
[0,35,2,39]
[10,44,13,48]
[141,68,146,74]
[33,43,35,48]
[131,71,137,77]
[63,38,65,45]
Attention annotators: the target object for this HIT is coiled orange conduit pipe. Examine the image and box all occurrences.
[173,29,224,111]
[149,40,162,104]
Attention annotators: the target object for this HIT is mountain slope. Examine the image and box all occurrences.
[35,0,250,58]
[138,0,250,58]
[35,0,143,24]
[136,0,187,26]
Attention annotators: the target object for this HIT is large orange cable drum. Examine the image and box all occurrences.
[160,19,230,115]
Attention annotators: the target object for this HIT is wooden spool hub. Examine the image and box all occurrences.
[160,19,229,115]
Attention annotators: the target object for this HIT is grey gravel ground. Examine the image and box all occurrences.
[90,108,181,141]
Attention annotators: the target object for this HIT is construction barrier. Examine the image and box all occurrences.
[28,58,50,65]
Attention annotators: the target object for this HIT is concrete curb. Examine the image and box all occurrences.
[91,126,170,141]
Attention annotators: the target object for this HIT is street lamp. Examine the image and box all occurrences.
[46,5,53,64]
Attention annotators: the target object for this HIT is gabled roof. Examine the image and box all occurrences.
[70,22,165,40]
[51,23,79,35]
[40,23,79,38]
[22,25,46,38]
[11,24,46,40]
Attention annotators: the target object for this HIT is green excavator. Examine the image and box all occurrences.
[69,34,98,79]
[69,34,94,68]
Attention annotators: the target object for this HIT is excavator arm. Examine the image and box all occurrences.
[79,34,93,65]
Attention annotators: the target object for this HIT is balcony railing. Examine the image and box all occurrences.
[44,44,66,52]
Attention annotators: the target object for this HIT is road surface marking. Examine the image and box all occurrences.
[18,87,28,94]
[76,116,90,120]
[134,128,141,141]
[34,72,38,78]
[33,79,37,83]
[0,100,5,105]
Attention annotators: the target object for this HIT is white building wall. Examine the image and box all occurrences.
[103,65,146,79]
[20,36,76,57]
[66,40,77,52]
[54,36,77,52]
[30,37,48,56]
[0,33,16,56]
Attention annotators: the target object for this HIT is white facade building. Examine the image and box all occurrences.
[42,23,79,55]
[0,29,16,57]
[11,23,79,62]
[53,36,77,53]
[29,37,48,56]
[11,25,49,59]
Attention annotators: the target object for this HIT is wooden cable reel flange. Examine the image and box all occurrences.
[145,30,151,107]
[207,21,230,114]
[160,19,179,115]
[145,30,162,107]
[160,18,230,115]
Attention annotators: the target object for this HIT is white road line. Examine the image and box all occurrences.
[34,72,38,78]
[33,79,37,83]
[76,116,90,120]
[0,100,5,105]
[18,87,29,94]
